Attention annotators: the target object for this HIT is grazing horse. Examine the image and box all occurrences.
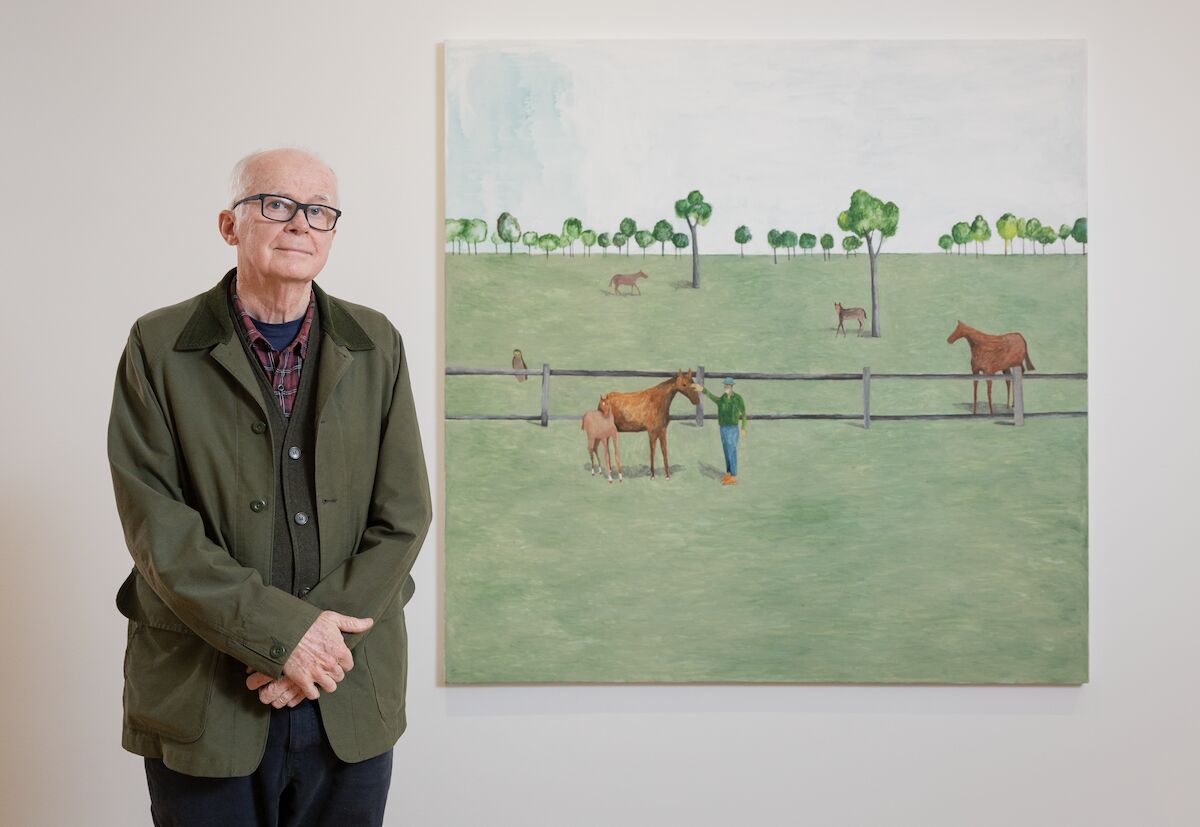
[604,369,700,480]
[947,320,1036,414]
[581,394,622,483]
[834,302,867,336]
[610,271,648,295]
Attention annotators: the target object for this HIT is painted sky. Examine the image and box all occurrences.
[445,40,1086,254]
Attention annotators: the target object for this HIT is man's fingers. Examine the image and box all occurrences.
[246,672,273,691]
[331,613,374,634]
[317,673,338,694]
[338,650,354,674]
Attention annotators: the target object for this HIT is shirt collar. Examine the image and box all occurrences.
[229,274,317,357]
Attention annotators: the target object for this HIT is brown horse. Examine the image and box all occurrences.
[947,320,1035,414]
[604,369,700,479]
[834,302,867,336]
[581,394,622,483]
[610,271,648,295]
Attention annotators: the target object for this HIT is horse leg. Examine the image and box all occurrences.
[587,438,598,475]
[972,379,978,415]
[836,319,843,336]
[647,432,656,479]
[987,380,994,415]
[613,434,623,482]
[661,430,670,480]
[1006,378,1013,409]
[602,438,613,482]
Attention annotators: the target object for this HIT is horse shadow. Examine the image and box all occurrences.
[581,462,685,479]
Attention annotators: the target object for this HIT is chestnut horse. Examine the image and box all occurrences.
[604,369,700,479]
[947,320,1035,414]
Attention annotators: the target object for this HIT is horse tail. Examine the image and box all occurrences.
[1020,335,1035,372]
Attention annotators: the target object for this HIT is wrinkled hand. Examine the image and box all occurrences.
[245,665,307,708]
[283,610,373,701]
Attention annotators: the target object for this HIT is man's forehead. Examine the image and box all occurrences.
[243,154,337,202]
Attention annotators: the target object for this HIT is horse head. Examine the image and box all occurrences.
[947,320,966,344]
[597,394,612,416]
[673,369,700,404]
[636,271,648,279]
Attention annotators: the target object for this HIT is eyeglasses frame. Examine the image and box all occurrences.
[230,193,343,232]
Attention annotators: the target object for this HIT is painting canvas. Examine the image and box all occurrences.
[443,40,1087,684]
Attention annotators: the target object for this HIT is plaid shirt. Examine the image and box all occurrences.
[229,276,316,418]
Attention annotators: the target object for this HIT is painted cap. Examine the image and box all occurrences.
[723,377,735,386]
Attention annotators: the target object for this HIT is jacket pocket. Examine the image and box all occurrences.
[123,622,220,742]
[364,605,408,722]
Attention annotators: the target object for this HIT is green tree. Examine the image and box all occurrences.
[1036,224,1057,254]
[951,221,971,256]
[597,232,611,256]
[489,230,501,254]
[619,217,637,255]
[674,190,713,288]
[996,213,1018,256]
[734,225,752,257]
[521,230,538,255]
[445,218,465,254]
[1016,217,1028,254]
[537,233,559,258]
[842,235,861,257]
[781,230,798,260]
[634,229,654,259]
[561,217,583,257]
[1025,218,1043,255]
[653,219,674,256]
[581,229,597,257]
[465,218,487,255]
[970,215,992,257]
[1058,223,1071,254]
[767,228,782,264]
[938,234,953,254]
[613,232,628,255]
[1071,217,1087,254]
[837,189,898,337]
[799,232,817,256]
[820,233,834,261]
[671,232,689,257]
[497,212,521,255]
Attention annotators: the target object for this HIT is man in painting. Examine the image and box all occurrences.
[107,147,432,825]
[693,377,748,485]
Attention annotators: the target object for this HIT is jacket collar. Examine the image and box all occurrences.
[174,267,375,352]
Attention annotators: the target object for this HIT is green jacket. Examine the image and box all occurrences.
[107,268,432,777]
[703,387,747,429]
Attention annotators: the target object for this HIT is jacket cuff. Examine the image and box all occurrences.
[230,587,323,678]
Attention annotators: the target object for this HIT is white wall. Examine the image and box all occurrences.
[2,1,1197,824]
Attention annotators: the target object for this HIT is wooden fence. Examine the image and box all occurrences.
[444,365,1088,428]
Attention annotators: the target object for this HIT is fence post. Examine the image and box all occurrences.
[863,367,871,429]
[695,365,705,427]
[1012,365,1024,426]
[540,363,550,427]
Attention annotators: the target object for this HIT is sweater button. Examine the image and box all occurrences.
[251,421,267,434]
[294,512,309,525]
[250,499,266,513]
[288,446,301,460]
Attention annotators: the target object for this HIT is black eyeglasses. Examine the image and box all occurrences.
[231,193,342,231]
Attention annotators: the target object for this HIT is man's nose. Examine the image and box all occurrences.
[286,209,310,232]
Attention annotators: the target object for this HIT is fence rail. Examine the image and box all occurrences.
[445,365,1088,428]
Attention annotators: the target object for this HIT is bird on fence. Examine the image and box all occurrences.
[512,349,528,383]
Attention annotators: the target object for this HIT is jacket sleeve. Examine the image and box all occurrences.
[107,322,322,678]
[301,325,433,651]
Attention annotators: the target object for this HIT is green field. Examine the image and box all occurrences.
[444,252,1088,684]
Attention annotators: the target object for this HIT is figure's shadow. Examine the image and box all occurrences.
[698,462,727,481]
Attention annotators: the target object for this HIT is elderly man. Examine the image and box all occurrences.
[107,148,432,825]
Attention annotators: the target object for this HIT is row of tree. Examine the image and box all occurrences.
[757,229,865,263]
[938,214,1088,256]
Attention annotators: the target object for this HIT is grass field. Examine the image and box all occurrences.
[444,251,1088,684]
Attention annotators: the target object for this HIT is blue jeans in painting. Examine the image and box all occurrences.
[720,425,739,476]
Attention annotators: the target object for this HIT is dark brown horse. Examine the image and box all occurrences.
[604,369,700,479]
[947,320,1035,414]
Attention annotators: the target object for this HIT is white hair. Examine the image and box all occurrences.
[228,147,338,207]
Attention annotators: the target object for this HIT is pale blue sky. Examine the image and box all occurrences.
[445,40,1086,254]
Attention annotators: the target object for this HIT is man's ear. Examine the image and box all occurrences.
[217,210,238,246]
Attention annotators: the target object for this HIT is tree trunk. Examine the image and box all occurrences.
[739,244,744,258]
[688,216,700,288]
[866,233,880,337]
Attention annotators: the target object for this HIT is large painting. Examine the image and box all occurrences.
[443,40,1087,684]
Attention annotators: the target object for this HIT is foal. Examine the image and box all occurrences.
[581,394,623,482]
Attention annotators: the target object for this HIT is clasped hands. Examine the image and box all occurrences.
[244,610,373,708]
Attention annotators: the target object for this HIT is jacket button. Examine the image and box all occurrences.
[294,512,309,525]
[298,587,311,598]
[288,446,301,460]
[250,499,266,512]
[252,421,267,434]
[270,644,286,659]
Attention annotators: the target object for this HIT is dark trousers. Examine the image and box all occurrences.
[144,699,393,826]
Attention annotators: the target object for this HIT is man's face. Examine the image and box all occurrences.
[219,150,338,285]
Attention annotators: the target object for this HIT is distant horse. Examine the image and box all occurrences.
[581,394,622,483]
[834,302,867,336]
[604,369,700,480]
[947,320,1035,414]
[610,271,648,295]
